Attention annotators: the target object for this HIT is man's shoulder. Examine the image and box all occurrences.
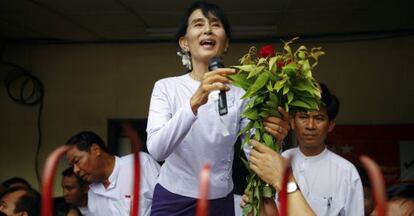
[326,150,358,173]
[119,152,159,167]
[281,147,299,157]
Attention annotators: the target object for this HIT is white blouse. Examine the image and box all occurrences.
[146,73,248,199]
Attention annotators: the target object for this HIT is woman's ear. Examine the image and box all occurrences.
[179,36,189,52]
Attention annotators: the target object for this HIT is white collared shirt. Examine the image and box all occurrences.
[146,73,248,199]
[87,153,160,216]
[282,147,364,216]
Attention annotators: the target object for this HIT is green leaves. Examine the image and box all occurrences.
[242,108,259,120]
[262,133,274,148]
[263,184,274,198]
[229,73,252,90]
[242,72,270,99]
[243,204,253,215]
[232,38,324,216]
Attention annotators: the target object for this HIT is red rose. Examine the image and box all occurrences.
[277,58,292,69]
[258,45,275,58]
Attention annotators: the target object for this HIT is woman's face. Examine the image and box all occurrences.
[179,9,228,64]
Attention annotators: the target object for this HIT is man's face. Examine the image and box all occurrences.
[0,190,26,216]
[66,144,101,183]
[61,175,84,206]
[291,107,335,149]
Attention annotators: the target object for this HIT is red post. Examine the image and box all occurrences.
[196,164,211,216]
[360,155,387,216]
[41,145,70,216]
[278,156,292,216]
[123,122,141,216]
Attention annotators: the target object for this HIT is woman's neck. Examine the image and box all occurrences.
[190,60,209,81]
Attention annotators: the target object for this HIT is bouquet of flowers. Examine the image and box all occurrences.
[230,37,325,216]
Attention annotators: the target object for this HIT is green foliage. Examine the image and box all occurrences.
[233,38,325,216]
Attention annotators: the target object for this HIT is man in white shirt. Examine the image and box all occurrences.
[282,83,364,216]
[65,131,160,216]
[247,83,364,216]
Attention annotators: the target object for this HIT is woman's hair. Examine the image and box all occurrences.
[175,1,231,42]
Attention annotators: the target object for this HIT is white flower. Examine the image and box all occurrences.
[177,51,192,71]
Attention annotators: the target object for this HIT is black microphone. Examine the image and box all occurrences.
[208,57,228,116]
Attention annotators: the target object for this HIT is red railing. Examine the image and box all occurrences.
[278,156,293,216]
[123,122,142,216]
[360,155,387,216]
[196,164,211,216]
[41,145,70,216]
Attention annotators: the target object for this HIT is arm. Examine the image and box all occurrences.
[146,81,198,161]
[248,140,316,216]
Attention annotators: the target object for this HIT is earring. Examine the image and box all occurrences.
[224,47,228,55]
[177,48,192,71]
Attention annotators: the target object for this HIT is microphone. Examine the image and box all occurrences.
[208,57,228,116]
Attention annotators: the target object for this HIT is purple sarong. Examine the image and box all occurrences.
[150,183,235,216]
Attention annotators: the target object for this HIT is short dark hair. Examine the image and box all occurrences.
[66,131,108,152]
[175,1,231,42]
[0,187,40,216]
[61,167,88,187]
[387,183,414,201]
[319,82,340,120]
[1,177,31,189]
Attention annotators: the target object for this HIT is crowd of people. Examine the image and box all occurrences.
[1,1,413,216]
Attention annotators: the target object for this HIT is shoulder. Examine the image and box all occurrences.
[119,153,159,167]
[152,74,190,97]
[154,74,188,87]
[281,147,298,157]
[119,154,134,164]
[326,150,360,177]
